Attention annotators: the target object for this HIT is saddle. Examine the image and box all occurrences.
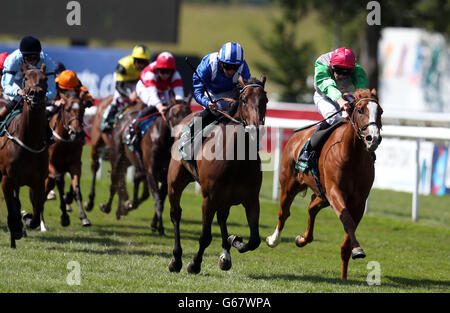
[122,112,159,152]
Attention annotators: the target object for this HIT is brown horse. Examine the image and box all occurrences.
[167,75,268,274]
[266,88,383,280]
[101,97,191,228]
[84,96,148,212]
[43,90,91,229]
[0,63,49,248]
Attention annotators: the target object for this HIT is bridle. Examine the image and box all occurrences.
[22,68,47,108]
[52,100,84,142]
[347,97,380,141]
[214,83,266,127]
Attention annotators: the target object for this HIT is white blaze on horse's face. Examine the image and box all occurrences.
[365,101,381,152]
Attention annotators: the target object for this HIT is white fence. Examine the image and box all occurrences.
[265,117,450,222]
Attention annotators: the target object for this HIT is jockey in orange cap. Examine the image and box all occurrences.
[47,69,94,118]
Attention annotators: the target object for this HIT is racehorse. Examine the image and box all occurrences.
[266,88,383,279]
[100,95,191,229]
[0,63,49,248]
[84,96,148,212]
[167,75,268,274]
[43,90,91,229]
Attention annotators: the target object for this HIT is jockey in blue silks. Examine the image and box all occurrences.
[191,42,251,131]
[0,36,56,142]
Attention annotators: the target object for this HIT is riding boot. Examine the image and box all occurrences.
[102,102,119,133]
[125,105,158,147]
[298,121,330,162]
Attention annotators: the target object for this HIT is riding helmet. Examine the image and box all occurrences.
[330,47,355,69]
[218,42,244,65]
[156,52,176,69]
[19,36,42,55]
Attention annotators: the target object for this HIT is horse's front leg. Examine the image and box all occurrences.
[328,187,366,279]
[2,180,24,248]
[217,207,232,271]
[54,174,70,227]
[70,172,91,226]
[147,169,166,235]
[229,199,261,254]
[28,182,47,231]
[187,197,216,274]
[85,143,100,212]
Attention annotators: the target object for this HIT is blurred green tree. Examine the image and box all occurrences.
[253,0,315,102]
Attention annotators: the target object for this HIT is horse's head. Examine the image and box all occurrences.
[236,74,268,128]
[351,88,383,152]
[58,91,85,141]
[166,96,192,128]
[21,63,47,109]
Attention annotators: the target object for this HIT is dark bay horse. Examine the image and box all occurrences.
[0,63,49,248]
[43,90,91,229]
[84,96,148,212]
[101,98,191,227]
[167,75,268,274]
[266,88,383,279]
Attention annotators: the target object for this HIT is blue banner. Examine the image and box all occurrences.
[0,43,129,99]
[430,145,450,195]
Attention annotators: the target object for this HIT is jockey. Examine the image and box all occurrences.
[188,42,250,138]
[0,35,56,123]
[298,47,368,163]
[46,69,94,118]
[125,51,184,146]
[101,45,150,133]
[0,52,10,97]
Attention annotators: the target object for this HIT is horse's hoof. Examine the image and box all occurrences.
[227,235,243,247]
[351,247,366,259]
[266,235,280,248]
[187,261,201,274]
[60,215,70,227]
[218,255,232,271]
[100,204,111,214]
[84,201,93,212]
[295,235,308,248]
[47,190,57,200]
[169,259,182,273]
[124,200,133,211]
[66,205,72,212]
[81,218,92,227]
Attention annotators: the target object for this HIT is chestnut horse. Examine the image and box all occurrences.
[0,63,49,248]
[100,97,191,228]
[43,90,91,229]
[167,75,268,274]
[84,96,148,212]
[266,88,383,279]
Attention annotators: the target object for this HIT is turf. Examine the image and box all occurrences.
[0,145,448,293]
